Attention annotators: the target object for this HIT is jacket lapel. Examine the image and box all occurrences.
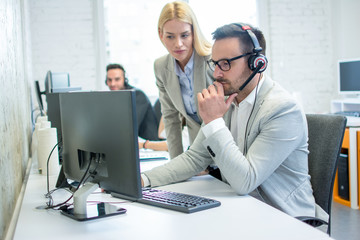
[224,76,274,144]
[193,53,207,107]
[246,76,274,129]
[164,55,186,115]
[193,53,212,122]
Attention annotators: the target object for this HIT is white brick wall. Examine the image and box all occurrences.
[29,0,98,93]
[27,0,360,114]
[266,0,336,113]
[0,0,32,238]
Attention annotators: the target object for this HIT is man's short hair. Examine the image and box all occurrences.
[212,23,266,56]
[106,63,126,73]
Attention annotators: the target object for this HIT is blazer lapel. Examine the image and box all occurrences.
[224,103,235,128]
[224,76,274,152]
[245,76,274,141]
[193,53,207,98]
[164,55,186,115]
[193,53,211,122]
[162,53,212,125]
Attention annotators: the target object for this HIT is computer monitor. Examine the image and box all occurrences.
[45,71,70,94]
[46,90,82,147]
[338,58,360,95]
[35,71,80,117]
[59,90,142,220]
[46,93,64,164]
[35,80,45,116]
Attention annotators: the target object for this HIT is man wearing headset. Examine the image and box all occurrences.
[141,23,327,221]
[105,63,159,141]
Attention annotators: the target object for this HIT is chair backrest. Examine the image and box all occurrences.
[153,98,162,126]
[306,114,347,220]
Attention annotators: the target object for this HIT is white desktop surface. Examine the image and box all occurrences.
[13,161,332,240]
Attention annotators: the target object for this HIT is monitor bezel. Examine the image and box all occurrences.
[34,80,45,115]
[338,58,360,95]
[59,90,142,202]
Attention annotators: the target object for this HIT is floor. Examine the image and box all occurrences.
[331,202,360,240]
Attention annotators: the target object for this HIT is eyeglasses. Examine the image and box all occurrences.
[207,52,253,72]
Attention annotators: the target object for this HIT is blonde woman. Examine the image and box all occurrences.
[155,1,214,159]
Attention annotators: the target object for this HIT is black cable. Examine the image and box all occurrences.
[83,154,101,183]
[46,140,62,194]
[243,73,262,153]
[44,140,62,208]
[46,152,94,209]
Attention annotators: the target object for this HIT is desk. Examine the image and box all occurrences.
[13,160,332,240]
[331,99,360,209]
[345,126,360,209]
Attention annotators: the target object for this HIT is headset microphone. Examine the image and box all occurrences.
[239,61,264,91]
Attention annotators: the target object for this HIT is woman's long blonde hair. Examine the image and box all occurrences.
[158,1,212,56]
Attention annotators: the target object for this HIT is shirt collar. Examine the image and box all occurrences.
[174,51,195,77]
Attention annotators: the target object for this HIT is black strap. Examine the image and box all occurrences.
[207,166,222,181]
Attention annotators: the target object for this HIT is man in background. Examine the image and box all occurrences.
[106,63,159,141]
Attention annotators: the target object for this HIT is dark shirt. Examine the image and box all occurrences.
[133,88,159,141]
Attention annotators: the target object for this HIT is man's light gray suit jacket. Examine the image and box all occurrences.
[145,76,326,219]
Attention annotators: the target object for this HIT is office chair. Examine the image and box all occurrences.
[153,98,162,126]
[296,114,347,235]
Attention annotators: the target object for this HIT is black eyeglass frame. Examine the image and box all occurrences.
[207,52,253,71]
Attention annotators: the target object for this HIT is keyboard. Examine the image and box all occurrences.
[138,188,221,213]
[139,151,168,161]
[334,111,360,117]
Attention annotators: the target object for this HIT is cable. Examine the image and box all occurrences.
[45,153,94,209]
[83,154,101,183]
[46,140,62,194]
[44,140,62,208]
[243,73,262,153]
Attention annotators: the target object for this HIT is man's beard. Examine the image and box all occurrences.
[215,78,238,96]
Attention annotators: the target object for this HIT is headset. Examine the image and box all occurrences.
[230,24,269,153]
[232,23,268,90]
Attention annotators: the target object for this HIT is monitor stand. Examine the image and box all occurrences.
[61,182,127,221]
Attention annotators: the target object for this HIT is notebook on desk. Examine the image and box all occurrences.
[139,150,168,161]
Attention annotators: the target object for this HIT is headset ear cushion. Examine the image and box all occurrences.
[248,54,268,73]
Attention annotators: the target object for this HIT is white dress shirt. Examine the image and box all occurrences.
[174,52,201,124]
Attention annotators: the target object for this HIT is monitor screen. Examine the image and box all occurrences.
[59,90,142,220]
[339,59,360,94]
[45,71,70,94]
[51,72,70,89]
